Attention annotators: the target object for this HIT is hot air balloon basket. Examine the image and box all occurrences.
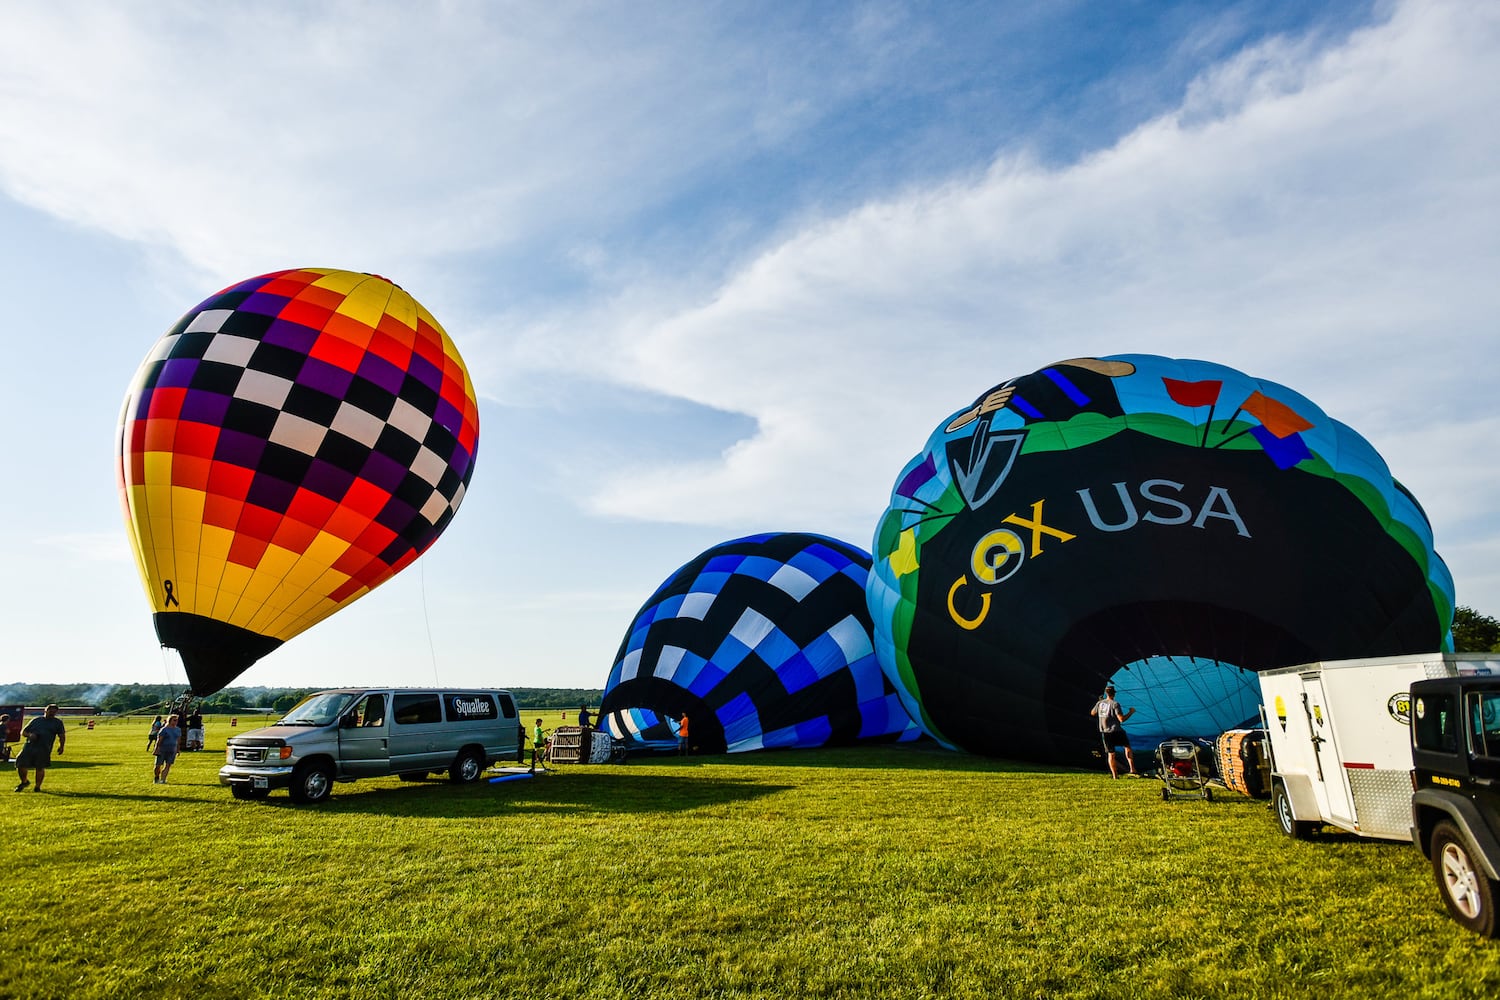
[1213,728,1271,799]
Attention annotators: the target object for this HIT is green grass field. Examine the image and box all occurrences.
[3,714,1498,999]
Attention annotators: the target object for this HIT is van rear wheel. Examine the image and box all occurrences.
[450,748,485,784]
[1432,820,1499,937]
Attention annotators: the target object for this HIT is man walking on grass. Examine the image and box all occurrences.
[154,713,182,784]
[1090,684,1139,778]
[16,704,66,792]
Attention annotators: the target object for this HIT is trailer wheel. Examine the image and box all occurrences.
[1273,782,1314,839]
[289,760,334,804]
[1432,821,1499,938]
[1202,787,1213,802]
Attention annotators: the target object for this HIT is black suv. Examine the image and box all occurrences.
[1410,677,1500,937]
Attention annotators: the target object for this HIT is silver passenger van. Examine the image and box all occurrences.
[219,687,523,803]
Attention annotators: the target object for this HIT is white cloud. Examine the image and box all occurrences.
[0,2,891,290]
[549,0,1498,577]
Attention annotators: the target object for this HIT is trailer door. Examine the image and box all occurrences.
[1300,675,1356,827]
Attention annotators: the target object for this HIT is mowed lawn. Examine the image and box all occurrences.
[3,715,1498,1000]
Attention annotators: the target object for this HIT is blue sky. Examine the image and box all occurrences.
[1,1,1496,692]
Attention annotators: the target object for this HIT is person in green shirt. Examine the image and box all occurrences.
[530,719,546,773]
[16,704,67,792]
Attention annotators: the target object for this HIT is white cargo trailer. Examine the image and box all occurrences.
[1261,653,1500,841]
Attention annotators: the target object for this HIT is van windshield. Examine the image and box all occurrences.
[278,692,356,726]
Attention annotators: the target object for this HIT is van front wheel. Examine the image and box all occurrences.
[450,748,486,784]
[290,760,334,804]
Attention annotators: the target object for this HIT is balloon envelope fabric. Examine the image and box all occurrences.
[118,268,479,694]
[868,355,1454,763]
[602,533,920,753]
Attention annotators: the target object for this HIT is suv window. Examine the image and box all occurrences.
[1415,691,1460,753]
[1469,692,1500,758]
[392,693,442,725]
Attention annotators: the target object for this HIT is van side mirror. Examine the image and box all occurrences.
[340,714,357,729]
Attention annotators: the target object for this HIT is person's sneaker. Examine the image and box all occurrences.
[14,780,27,791]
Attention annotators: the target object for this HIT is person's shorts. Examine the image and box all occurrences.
[155,748,179,765]
[16,743,50,769]
[1100,728,1131,752]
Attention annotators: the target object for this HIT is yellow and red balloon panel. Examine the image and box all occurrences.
[117,268,479,693]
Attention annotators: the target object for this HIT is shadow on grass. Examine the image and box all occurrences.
[2,759,113,771]
[226,770,799,818]
[643,742,1088,776]
[26,788,202,804]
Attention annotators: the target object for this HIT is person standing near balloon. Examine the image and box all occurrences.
[1091,685,1138,778]
[153,714,182,784]
[15,704,66,792]
[678,713,690,756]
[147,714,163,751]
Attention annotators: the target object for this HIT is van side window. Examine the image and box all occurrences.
[497,694,516,718]
[446,694,497,722]
[354,693,385,727]
[393,693,442,725]
[1414,692,1459,753]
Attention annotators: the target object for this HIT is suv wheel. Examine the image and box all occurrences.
[1432,820,1499,938]
[289,760,334,804]
[450,748,486,784]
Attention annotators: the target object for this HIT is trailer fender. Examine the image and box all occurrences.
[1275,773,1320,822]
[1412,789,1500,879]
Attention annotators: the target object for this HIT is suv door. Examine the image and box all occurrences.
[1466,689,1500,821]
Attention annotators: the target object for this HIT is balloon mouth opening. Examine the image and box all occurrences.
[153,613,283,696]
[601,682,725,755]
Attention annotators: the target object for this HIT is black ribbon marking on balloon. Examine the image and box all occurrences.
[163,580,180,609]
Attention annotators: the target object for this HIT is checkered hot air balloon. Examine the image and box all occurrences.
[601,532,920,754]
[117,269,479,694]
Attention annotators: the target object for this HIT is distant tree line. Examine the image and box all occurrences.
[510,688,606,709]
[0,682,605,715]
[16,611,1493,712]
